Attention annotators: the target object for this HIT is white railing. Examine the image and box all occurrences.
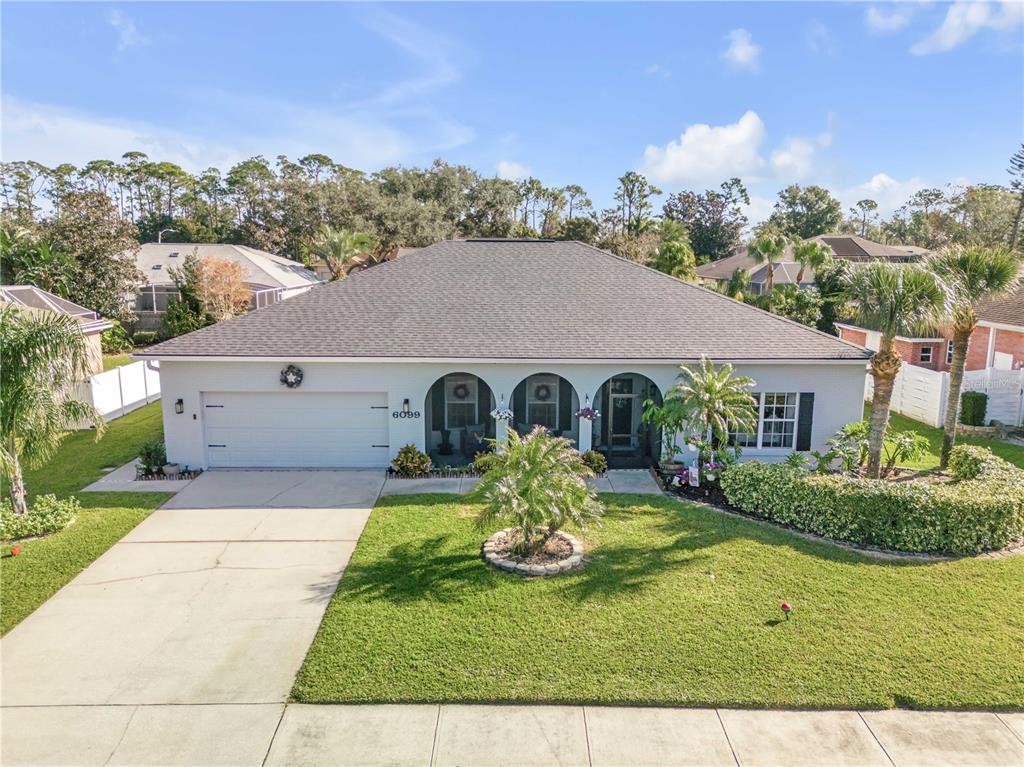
[865,363,1024,427]
[77,360,161,423]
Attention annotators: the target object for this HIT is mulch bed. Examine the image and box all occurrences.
[489,530,573,566]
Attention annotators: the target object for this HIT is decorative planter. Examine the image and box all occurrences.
[956,423,1001,439]
[481,528,586,576]
[162,463,180,476]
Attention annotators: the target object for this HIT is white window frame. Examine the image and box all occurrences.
[729,392,800,451]
[920,346,932,364]
[946,340,955,365]
[526,374,559,429]
[444,375,478,430]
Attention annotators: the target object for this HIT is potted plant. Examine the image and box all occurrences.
[162,461,180,477]
[138,440,167,478]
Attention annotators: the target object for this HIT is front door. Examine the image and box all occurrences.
[609,377,635,447]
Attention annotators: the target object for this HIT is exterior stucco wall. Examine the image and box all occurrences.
[157,358,867,469]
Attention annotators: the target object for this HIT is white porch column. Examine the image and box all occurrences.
[985,326,997,368]
[495,419,509,452]
[577,418,593,452]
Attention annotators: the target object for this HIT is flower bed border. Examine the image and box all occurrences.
[482,528,586,576]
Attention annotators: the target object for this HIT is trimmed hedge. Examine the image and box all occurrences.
[720,445,1024,554]
[959,391,988,426]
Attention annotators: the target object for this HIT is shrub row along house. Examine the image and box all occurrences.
[137,239,871,470]
[695,234,928,294]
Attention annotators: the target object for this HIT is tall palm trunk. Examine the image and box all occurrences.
[7,434,27,515]
[766,262,775,296]
[866,337,901,478]
[940,327,972,469]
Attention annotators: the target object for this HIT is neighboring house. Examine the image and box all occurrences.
[696,234,927,294]
[136,239,871,470]
[837,284,1024,372]
[0,285,111,375]
[132,243,322,329]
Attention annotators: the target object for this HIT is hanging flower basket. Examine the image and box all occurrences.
[490,405,514,421]
[575,406,600,421]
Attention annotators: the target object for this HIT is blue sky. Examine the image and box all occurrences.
[3,1,1022,222]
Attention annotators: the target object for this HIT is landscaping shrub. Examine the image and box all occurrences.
[1,495,80,540]
[959,391,988,426]
[131,330,158,347]
[138,440,167,475]
[391,444,432,477]
[720,445,1024,553]
[100,322,132,354]
[473,450,502,474]
[581,450,608,475]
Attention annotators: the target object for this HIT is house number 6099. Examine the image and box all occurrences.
[393,411,421,419]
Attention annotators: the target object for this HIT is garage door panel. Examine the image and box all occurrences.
[202,392,389,468]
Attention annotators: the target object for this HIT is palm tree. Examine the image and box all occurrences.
[748,233,788,297]
[655,356,758,450]
[0,305,104,515]
[307,225,375,281]
[931,245,1021,468]
[474,427,603,555]
[724,268,751,301]
[791,238,832,284]
[844,262,945,478]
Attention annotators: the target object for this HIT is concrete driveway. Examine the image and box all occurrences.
[2,470,384,765]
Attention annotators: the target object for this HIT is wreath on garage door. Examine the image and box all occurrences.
[280,364,304,388]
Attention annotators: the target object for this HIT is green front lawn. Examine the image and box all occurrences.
[1,492,169,634]
[867,404,1024,470]
[1,401,169,634]
[3,401,164,499]
[294,493,1024,710]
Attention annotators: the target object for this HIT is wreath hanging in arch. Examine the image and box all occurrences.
[452,382,471,400]
[533,383,552,402]
[280,364,304,388]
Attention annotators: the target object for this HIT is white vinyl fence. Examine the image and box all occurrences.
[77,360,161,423]
[865,363,1024,427]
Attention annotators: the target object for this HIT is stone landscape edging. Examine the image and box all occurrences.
[482,527,586,576]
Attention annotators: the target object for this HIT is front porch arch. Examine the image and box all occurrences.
[423,372,496,464]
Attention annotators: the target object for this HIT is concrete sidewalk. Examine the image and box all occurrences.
[4,703,1022,766]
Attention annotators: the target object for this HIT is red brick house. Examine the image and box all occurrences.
[836,284,1024,372]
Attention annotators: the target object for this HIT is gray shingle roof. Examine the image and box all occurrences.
[134,243,321,289]
[137,240,870,361]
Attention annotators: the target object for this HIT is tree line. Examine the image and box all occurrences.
[1,146,1021,324]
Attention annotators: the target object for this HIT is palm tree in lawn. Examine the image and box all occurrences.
[791,238,832,284]
[931,245,1021,469]
[0,305,104,515]
[748,233,788,298]
[844,262,945,478]
[307,225,375,281]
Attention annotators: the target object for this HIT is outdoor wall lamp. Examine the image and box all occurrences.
[402,398,410,414]
[174,399,184,415]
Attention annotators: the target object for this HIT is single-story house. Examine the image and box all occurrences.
[837,283,1024,372]
[1,285,111,374]
[136,239,871,470]
[696,234,927,294]
[132,243,322,329]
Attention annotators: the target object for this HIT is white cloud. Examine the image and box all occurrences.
[108,10,148,53]
[838,172,930,217]
[806,21,837,56]
[496,160,530,180]
[723,29,761,72]
[638,111,831,186]
[911,1,1024,54]
[865,5,915,33]
[741,195,775,229]
[644,63,671,78]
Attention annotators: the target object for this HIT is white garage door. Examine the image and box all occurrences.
[202,391,390,468]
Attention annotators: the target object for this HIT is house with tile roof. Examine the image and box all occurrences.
[696,234,927,294]
[131,243,322,329]
[0,285,112,374]
[137,240,871,470]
